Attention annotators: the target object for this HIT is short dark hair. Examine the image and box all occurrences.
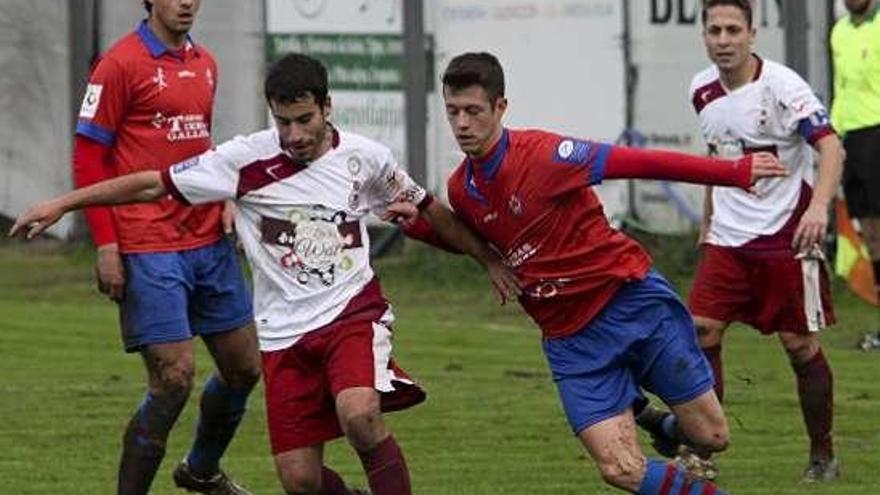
[143,1,152,14]
[441,52,505,103]
[264,53,329,107]
[701,0,753,27]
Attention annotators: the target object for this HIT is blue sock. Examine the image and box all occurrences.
[638,458,727,495]
[185,375,252,476]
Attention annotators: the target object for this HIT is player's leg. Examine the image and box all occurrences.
[274,444,324,494]
[543,273,731,493]
[167,239,259,492]
[777,331,837,481]
[842,127,880,347]
[262,324,372,495]
[327,307,424,495]
[579,411,728,494]
[751,242,837,480]
[118,341,195,495]
[689,244,749,404]
[336,387,411,495]
[116,251,198,495]
[633,270,729,480]
[693,317,728,402]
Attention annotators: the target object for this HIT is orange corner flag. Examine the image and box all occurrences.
[835,199,879,306]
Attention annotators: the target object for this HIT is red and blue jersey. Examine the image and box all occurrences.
[76,21,221,253]
[446,129,651,339]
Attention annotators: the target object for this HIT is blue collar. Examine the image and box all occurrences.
[136,20,196,59]
[464,129,509,204]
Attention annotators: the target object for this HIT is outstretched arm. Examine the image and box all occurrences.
[602,147,787,188]
[10,171,166,239]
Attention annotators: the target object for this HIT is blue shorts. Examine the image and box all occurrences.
[542,270,714,435]
[119,238,253,352]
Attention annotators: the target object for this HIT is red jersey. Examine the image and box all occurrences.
[447,129,651,339]
[75,21,221,253]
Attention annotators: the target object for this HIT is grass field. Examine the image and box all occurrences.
[1,234,878,494]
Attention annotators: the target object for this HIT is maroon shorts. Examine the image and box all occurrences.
[688,244,835,334]
[261,283,426,454]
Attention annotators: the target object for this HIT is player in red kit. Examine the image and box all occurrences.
[390,52,787,494]
[72,1,259,493]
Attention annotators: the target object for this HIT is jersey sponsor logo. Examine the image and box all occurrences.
[78,84,103,119]
[171,156,200,174]
[505,242,538,267]
[261,208,363,286]
[151,112,210,142]
[178,69,196,79]
[553,138,591,165]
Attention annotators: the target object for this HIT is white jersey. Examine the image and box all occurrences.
[690,56,833,247]
[164,127,427,351]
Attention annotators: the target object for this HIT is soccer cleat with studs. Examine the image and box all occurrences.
[857,332,880,352]
[172,461,252,495]
[801,457,840,483]
[673,447,719,481]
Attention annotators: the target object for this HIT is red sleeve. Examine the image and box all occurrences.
[72,135,117,246]
[603,146,752,189]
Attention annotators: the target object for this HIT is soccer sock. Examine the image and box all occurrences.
[638,458,728,495]
[185,374,253,476]
[322,466,360,495]
[118,391,187,495]
[357,435,411,495]
[703,345,724,403]
[792,348,834,460]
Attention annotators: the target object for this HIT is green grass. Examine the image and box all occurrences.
[0,235,878,494]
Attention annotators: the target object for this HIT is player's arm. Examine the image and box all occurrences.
[385,201,462,254]
[601,146,787,188]
[10,171,166,239]
[417,199,522,304]
[792,133,844,252]
[72,135,128,300]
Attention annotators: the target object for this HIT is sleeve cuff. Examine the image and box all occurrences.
[160,168,191,205]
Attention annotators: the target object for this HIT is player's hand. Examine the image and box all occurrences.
[8,200,66,239]
[380,201,419,227]
[792,201,829,254]
[486,259,522,306]
[96,244,126,302]
[222,200,237,235]
[747,152,788,185]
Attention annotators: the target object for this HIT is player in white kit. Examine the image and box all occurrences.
[11,53,520,495]
[685,0,845,483]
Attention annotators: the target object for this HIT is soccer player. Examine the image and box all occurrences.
[687,0,844,482]
[12,52,519,495]
[72,1,259,493]
[387,52,788,494]
[830,0,880,350]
